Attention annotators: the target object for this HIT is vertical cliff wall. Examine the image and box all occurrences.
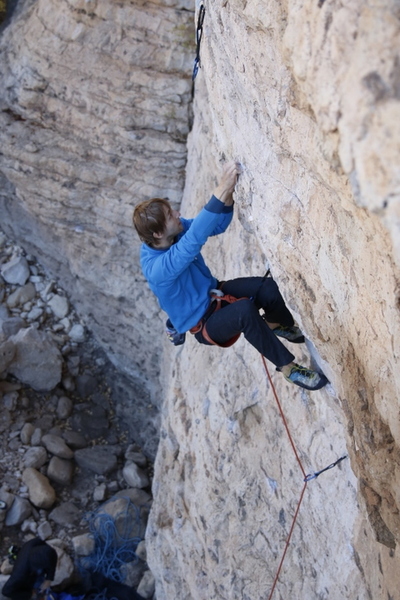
[146,1,400,599]
[0,0,194,398]
[1,0,400,598]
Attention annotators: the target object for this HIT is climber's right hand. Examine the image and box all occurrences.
[213,161,241,205]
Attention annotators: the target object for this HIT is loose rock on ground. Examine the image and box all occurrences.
[0,229,157,598]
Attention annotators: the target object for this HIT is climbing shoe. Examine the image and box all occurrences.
[273,325,305,344]
[277,363,328,391]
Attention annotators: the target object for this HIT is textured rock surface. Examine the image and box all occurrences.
[0,0,195,396]
[145,1,400,600]
[8,326,63,391]
[1,0,400,599]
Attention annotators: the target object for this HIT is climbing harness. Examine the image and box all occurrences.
[192,3,206,81]
[190,288,246,347]
[166,270,271,347]
[260,355,348,600]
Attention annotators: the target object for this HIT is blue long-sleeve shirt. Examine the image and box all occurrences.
[140,196,233,333]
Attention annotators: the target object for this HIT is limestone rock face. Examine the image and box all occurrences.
[0,0,195,394]
[1,0,400,599]
[145,2,400,600]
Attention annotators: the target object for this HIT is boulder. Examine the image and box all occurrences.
[72,533,95,556]
[4,496,32,526]
[20,423,35,445]
[0,256,30,285]
[47,456,74,486]
[30,428,42,446]
[48,294,69,319]
[8,327,62,391]
[37,520,53,540]
[122,462,149,489]
[0,340,15,373]
[49,502,80,527]
[3,391,18,411]
[112,488,152,507]
[137,570,155,599]
[1,316,27,338]
[22,467,56,509]
[62,430,87,450]
[74,446,118,475]
[48,543,74,588]
[41,434,74,459]
[56,396,73,419]
[22,446,48,469]
[69,324,85,343]
[0,490,14,522]
[93,483,107,502]
[6,282,36,308]
[135,540,147,562]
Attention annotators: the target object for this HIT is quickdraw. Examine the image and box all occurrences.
[192,3,206,81]
[304,455,348,482]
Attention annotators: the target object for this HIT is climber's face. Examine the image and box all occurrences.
[153,205,183,248]
[164,207,183,238]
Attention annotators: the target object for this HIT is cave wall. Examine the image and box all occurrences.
[145,1,400,598]
[1,0,400,599]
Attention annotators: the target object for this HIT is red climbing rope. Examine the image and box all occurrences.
[261,354,347,599]
[260,355,308,600]
[266,482,308,600]
[261,355,307,479]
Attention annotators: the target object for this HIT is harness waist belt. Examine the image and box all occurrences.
[189,292,246,347]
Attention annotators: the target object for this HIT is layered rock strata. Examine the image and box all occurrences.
[0,0,195,397]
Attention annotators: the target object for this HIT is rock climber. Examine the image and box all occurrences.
[2,537,57,600]
[133,161,328,391]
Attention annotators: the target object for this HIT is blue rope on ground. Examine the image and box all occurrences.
[78,497,146,583]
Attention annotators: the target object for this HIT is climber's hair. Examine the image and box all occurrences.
[133,198,171,247]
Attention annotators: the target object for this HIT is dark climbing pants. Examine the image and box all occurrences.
[194,277,295,368]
